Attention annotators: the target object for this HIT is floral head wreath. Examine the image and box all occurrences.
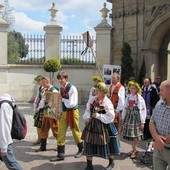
[94,82,109,94]
[92,76,103,83]
[128,81,142,94]
[34,75,44,82]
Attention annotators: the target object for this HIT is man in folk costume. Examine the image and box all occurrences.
[50,70,83,161]
[109,72,125,134]
[142,77,159,140]
[36,77,59,152]
[33,75,46,145]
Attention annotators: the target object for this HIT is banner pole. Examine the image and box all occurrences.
[91,47,103,79]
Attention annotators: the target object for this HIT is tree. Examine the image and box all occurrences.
[120,42,135,83]
[8,31,29,63]
[43,58,62,84]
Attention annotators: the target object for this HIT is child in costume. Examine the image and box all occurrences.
[121,81,147,159]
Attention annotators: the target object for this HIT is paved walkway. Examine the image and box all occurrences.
[0,103,153,170]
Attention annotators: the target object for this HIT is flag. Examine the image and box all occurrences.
[82,31,93,48]
[81,31,93,56]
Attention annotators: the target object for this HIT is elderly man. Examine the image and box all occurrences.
[109,72,125,134]
[149,80,170,170]
[142,77,159,140]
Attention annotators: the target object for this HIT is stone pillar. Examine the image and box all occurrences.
[43,3,63,60]
[94,3,112,71]
[0,4,9,65]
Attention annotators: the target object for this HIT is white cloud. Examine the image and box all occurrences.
[13,12,45,34]
[10,0,50,10]
[4,0,112,35]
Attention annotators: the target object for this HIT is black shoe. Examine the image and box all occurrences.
[104,163,114,170]
[74,150,84,158]
[85,165,93,170]
[35,147,46,152]
[50,155,64,162]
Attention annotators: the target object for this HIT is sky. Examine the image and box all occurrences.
[1,0,112,36]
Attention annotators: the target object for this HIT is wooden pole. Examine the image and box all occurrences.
[90,47,103,79]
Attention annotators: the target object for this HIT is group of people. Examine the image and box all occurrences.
[0,70,170,170]
[33,71,84,162]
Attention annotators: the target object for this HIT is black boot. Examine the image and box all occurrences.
[85,159,93,170]
[35,139,46,152]
[75,142,84,158]
[50,145,65,162]
[104,158,114,170]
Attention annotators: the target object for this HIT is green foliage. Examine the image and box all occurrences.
[43,58,61,72]
[8,31,29,63]
[121,42,135,83]
[60,58,94,65]
[16,57,45,64]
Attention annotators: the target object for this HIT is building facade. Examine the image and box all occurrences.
[107,0,170,82]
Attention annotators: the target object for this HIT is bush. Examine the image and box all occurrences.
[121,42,135,83]
[43,58,61,72]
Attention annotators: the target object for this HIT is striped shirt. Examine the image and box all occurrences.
[150,99,170,136]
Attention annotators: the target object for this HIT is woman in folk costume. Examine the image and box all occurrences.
[82,82,120,170]
[121,81,147,159]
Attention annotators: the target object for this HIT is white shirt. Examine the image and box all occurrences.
[61,83,78,108]
[33,85,45,111]
[122,94,147,123]
[109,83,125,112]
[0,94,14,153]
[83,96,115,124]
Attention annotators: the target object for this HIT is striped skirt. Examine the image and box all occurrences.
[121,107,143,141]
[82,118,120,158]
[33,108,45,128]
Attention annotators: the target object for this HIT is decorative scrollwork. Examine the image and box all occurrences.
[145,3,170,26]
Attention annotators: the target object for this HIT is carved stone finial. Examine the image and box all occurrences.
[100,2,110,23]
[48,2,58,23]
[0,3,6,23]
[52,2,55,7]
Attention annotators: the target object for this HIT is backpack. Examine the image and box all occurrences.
[0,100,27,140]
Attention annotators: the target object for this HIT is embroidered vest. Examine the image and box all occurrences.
[109,82,122,109]
[60,83,78,111]
[49,85,57,92]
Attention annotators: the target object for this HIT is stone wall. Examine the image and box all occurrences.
[109,0,170,81]
[0,64,98,104]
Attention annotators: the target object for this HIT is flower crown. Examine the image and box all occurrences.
[34,75,44,82]
[128,81,142,94]
[92,76,103,83]
[94,82,109,94]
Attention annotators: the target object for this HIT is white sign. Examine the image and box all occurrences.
[103,64,121,86]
